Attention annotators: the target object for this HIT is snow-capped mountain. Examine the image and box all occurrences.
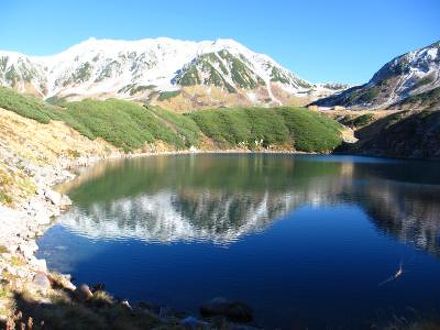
[0,38,339,108]
[313,40,440,109]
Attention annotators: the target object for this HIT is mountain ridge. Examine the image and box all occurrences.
[0,37,342,108]
[313,40,440,110]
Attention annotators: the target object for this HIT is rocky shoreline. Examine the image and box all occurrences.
[2,148,301,329]
[0,153,115,325]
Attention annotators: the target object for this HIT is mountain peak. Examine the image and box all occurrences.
[0,37,342,109]
[313,40,440,110]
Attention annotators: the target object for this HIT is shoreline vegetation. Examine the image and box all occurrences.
[0,85,438,329]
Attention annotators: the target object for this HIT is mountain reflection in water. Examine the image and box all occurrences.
[57,154,440,256]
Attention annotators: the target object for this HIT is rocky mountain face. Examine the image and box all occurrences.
[0,38,341,108]
[386,86,440,111]
[314,40,440,110]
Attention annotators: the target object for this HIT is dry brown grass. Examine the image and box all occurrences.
[0,108,117,165]
[0,108,118,205]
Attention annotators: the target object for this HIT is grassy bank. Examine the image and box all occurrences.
[0,87,343,153]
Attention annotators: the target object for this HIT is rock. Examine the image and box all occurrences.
[74,284,93,302]
[43,189,71,209]
[44,189,62,206]
[18,241,38,259]
[63,273,72,281]
[63,280,77,291]
[48,273,76,291]
[60,195,72,208]
[32,272,51,292]
[200,297,253,323]
[121,300,132,310]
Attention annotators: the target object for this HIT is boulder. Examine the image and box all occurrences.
[60,194,72,208]
[48,273,76,291]
[44,189,62,206]
[121,300,132,311]
[74,284,93,302]
[200,297,253,323]
[18,241,38,259]
[32,272,51,292]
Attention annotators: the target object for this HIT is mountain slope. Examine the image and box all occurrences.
[386,86,440,111]
[313,40,440,109]
[0,86,343,153]
[0,38,341,109]
[337,110,440,159]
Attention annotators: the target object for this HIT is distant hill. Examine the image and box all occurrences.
[313,41,440,110]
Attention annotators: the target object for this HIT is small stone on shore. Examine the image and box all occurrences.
[74,284,94,302]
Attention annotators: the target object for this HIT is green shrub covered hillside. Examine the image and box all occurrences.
[0,87,343,153]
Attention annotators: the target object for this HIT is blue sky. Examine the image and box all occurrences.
[1,0,439,84]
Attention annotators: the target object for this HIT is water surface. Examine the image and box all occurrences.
[37,154,440,329]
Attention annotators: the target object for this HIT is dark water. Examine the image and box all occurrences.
[37,154,440,329]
